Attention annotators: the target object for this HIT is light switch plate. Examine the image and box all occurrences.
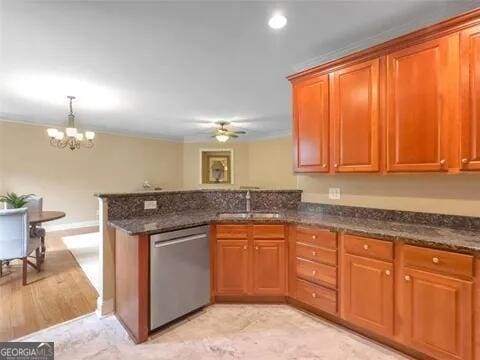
[328,188,341,200]
[144,200,157,210]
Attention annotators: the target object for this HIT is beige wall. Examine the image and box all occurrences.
[0,120,184,225]
[182,137,297,190]
[2,120,479,222]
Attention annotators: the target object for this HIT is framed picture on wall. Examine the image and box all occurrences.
[200,149,233,184]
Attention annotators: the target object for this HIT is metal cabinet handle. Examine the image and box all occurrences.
[312,235,317,240]
[432,257,440,264]
[322,164,327,168]
[243,245,247,250]
[334,163,339,168]
[255,246,259,250]
[462,158,469,164]
[404,275,411,282]
[312,270,317,276]
[363,244,369,250]
[312,251,317,256]
[311,292,317,298]
[440,159,446,165]
[385,270,391,276]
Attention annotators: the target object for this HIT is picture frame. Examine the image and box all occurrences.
[199,149,234,184]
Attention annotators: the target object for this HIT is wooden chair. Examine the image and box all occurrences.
[0,208,42,285]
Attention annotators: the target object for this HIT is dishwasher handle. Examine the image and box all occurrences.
[153,233,207,248]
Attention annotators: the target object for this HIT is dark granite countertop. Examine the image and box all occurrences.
[108,209,480,253]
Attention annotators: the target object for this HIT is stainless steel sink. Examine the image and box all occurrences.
[217,212,250,219]
[250,212,281,219]
[216,212,281,219]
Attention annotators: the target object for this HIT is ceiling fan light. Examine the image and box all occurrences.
[215,134,229,143]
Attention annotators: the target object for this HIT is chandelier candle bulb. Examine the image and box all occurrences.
[47,128,58,137]
[85,131,95,140]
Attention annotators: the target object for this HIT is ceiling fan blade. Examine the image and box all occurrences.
[232,131,246,134]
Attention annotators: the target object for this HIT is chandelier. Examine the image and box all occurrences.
[47,96,95,150]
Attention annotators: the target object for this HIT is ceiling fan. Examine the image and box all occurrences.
[212,121,246,142]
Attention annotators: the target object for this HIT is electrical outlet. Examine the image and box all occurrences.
[328,188,341,200]
[144,200,157,210]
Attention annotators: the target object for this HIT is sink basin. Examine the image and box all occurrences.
[216,212,281,219]
[251,212,281,219]
[217,212,250,219]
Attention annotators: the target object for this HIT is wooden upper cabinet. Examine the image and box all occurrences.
[252,240,286,295]
[386,35,455,172]
[215,239,249,295]
[460,24,480,170]
[292,74,329,172]
[332,58,380,172]
[400,268,472,360]
[342,254,394,337]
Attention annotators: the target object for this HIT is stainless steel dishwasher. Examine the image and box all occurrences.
[150,225,210,331]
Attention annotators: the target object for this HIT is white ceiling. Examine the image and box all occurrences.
[0,0,477,141]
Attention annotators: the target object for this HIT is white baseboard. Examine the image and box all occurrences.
[44,220,99,232]
[96,297,114,317]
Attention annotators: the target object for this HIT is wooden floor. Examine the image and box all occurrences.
[0,227,99,341]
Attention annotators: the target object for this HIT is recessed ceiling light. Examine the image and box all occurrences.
[268,14,287,29]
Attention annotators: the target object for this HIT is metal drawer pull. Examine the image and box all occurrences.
[440,159,446,165]
[312,251,317,256]
[255,246,259,250]
[312,292,317,298]
[404,275,411,282]
[462,158,469,164]
[322,164,327,168]
[312,270,317,276]
[385,270,391,276]
[334,163,339,168]
[243,245,247,250]
[312,235,317,240]
[363,244,369,250]
[432,257,440,264]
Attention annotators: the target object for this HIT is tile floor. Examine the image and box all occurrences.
[20,304,408,359]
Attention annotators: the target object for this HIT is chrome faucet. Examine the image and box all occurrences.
[246,191,251,212]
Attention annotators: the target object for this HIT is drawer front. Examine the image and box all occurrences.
[295,278,337,315]
[403,245,474,278]
[253,225,285,239]
[296,226,337,249]
[296,242,337,266]
[296,258,337,288]
[344,234,393,261]
[216,225,249,239]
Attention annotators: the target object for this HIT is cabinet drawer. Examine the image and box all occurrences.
[295,278,337,315]
[296,242,337,266]
[344,234,393,261]
[296,258,337,288]
[403,245,474,278]
[253,225,285,239]
[216,225,248,239]
[296,226,337,249]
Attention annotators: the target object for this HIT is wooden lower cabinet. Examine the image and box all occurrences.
[400,267,473,360]
[341,254,394,337]
[252,240,286,295]
[214,224,286,297]
[215,239,249,295]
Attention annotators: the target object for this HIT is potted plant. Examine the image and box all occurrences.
[0,192,35,209]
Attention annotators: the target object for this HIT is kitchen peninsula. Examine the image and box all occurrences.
[98,189,480,360]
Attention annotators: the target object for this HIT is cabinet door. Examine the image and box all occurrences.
[401,268,472,360]
[386,36,453,172]
[252,240,286,295]
[332,58,380,172]
[460,25,480,170]
[342,254,394,337]
[292,74,329,172]
[215,240,249,295]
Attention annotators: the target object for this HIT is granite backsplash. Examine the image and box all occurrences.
[299,202,480,231]
[103,190,302,220]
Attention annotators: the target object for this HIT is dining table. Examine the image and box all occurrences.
[29,211,66,260]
